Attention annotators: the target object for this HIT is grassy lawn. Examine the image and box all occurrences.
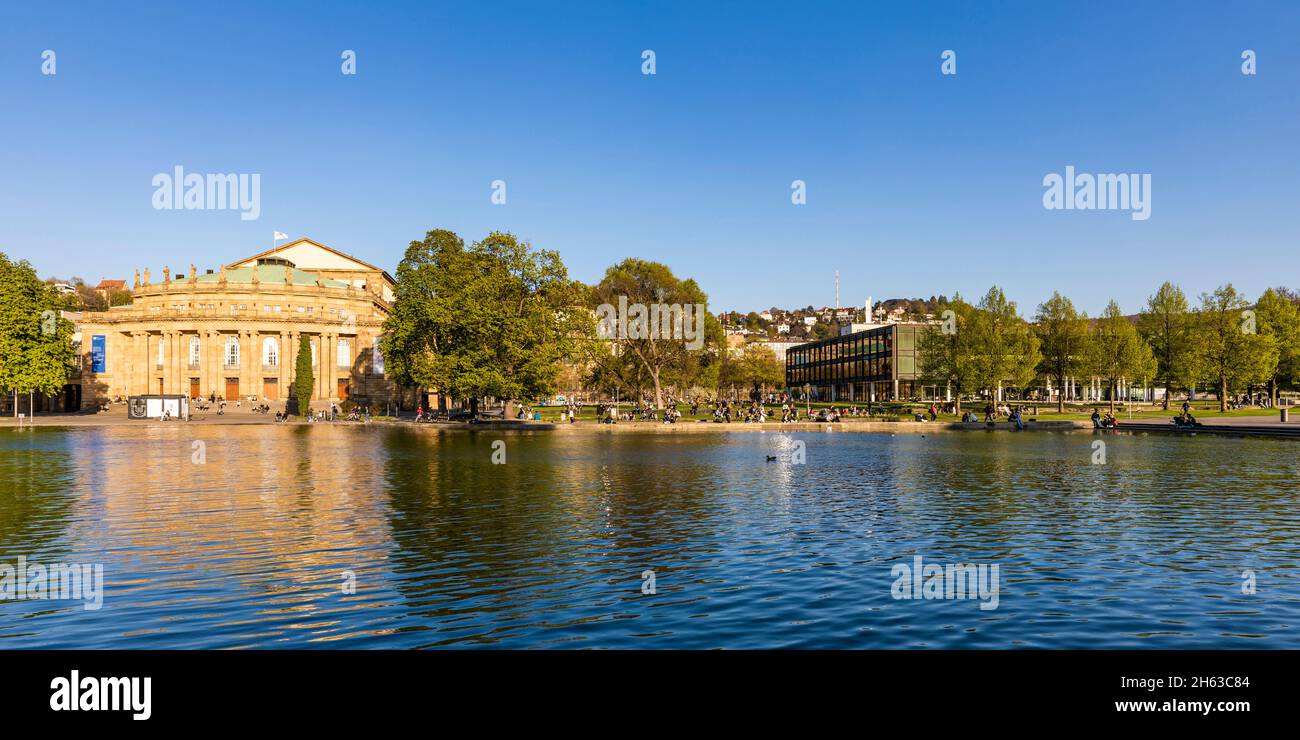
[524,401,1285,424]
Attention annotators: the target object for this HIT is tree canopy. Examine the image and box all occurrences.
[379,229,583,411]
[585,258,717,408]
[1033,291,1088,412]
[0,252,76,407]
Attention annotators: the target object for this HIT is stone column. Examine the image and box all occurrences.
[157,331,164,394]
[163,331,173,394]
[252,330,262,400]
[242,329,256,400]
[176,331,185,394]
[173,331,184,395]
[147,332,156,395]
[312,334,322,399]
[199,330,211,399]
[165,331,174,395]
[321,333,333,400]
[329,333,339,400]
[131,332,144,395]
[217,329,229,399]
[143,333,154,395]
[278,331,288,401]
[206,330,218,399]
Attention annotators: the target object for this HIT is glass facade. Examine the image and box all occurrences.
[785,324,923,401]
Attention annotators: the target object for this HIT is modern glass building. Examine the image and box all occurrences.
[785,323,924,402]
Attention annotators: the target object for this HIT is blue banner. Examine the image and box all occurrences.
[91,335,106,373]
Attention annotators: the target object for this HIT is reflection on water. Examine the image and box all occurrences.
[1,425,1298,648]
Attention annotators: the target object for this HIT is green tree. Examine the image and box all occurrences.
[1086,301,1156,413]
[294,334,313,415]
[0,253,76,415]
[1032,291,1088,412]
[1136,282,1194,409]
[381,229,580,416]
[588,259,713,409]
[1255,287,1300,405]
[917,295,979,413]
[968,287,1041,403]
[811,322,836,341]
[719,343,783,396]
[1192,285,1277,412]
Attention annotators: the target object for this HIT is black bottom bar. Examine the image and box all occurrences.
[4,649,1285,727]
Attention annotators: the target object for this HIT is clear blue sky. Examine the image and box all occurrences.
[2,1,1296,316]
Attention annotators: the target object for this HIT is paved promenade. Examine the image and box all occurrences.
[4,408,1298,438]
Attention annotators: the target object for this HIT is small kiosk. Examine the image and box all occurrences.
[127,394,190,421]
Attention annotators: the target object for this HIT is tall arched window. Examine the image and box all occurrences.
[225,336,240,367]
[336,338,350,369]
[189,336,201,367]
[263,336,279,368]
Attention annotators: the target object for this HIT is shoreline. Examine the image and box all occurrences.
[5,412,1299,439]
[0,412,1105,434]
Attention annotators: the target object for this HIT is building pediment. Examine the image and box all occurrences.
[227,238,386,275]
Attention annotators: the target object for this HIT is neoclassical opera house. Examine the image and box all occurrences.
[78,238,400,407]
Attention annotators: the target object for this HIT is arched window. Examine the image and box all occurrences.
[225,336,240,367]
[263,337,279,368]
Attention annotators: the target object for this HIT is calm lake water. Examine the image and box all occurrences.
[1,424,1298,649]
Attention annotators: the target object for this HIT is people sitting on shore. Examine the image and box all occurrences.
[1091,409,1102,428]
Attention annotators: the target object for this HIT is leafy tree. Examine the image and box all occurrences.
[381,229,581,416]
[294,334,313,415]
[1033,291,1088,412]
[1254,288,1300,404]
[1192,284,1277,412]
[1086,301,1156,413]
[917,295,979,413]
[587,259,713,409]
[967,286,1041,402]
[719,343,783,395]
[1136,282,1194,409]
[0,253,76,414]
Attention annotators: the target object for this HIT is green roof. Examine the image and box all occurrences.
[195,265,350,288]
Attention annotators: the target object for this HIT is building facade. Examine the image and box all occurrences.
[76,238,403,408]
[785,323,925,402]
